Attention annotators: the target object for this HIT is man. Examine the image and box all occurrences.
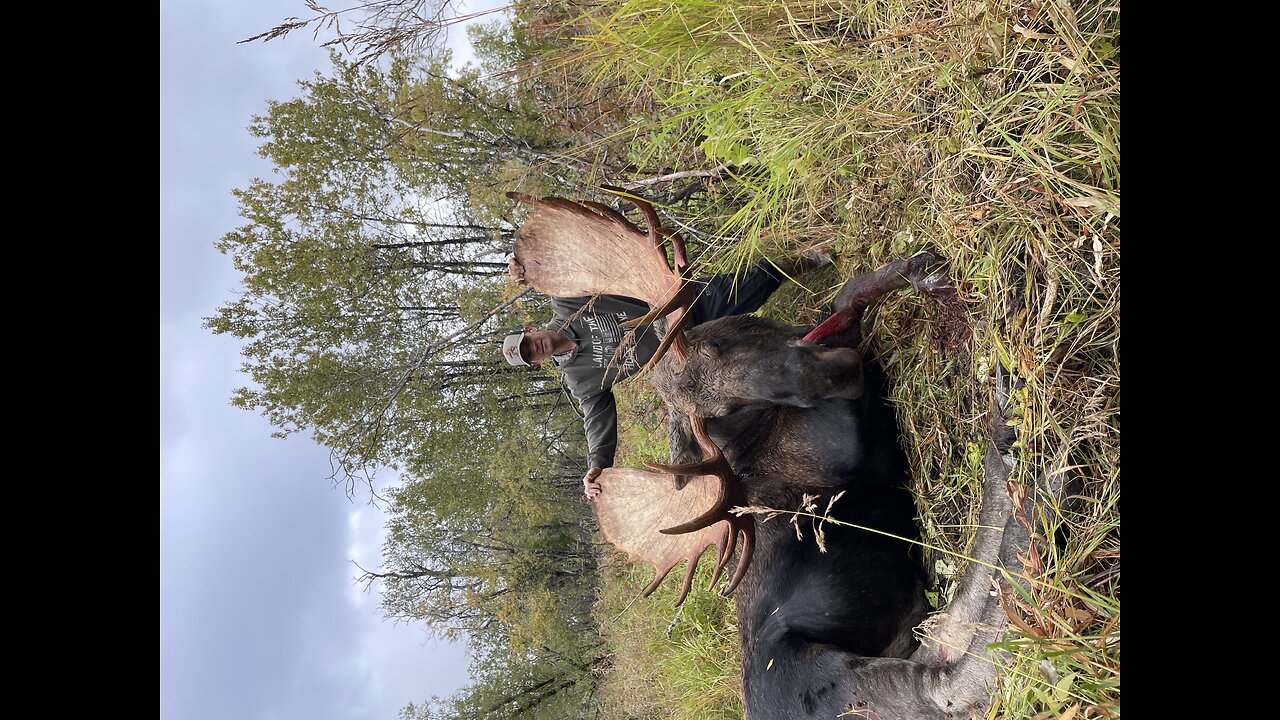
[504,253,830,499]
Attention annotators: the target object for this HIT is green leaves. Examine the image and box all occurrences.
[209,51,570,482]
[699,121,751,166]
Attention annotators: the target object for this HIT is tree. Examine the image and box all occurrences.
[210,30,673,719]
[375,398,605,720]
[207,51,583,487]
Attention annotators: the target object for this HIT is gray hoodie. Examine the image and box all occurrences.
[548,295,664,469]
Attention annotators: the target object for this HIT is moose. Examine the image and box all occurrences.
[509,190,1033,719]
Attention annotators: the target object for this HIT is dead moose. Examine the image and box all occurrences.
[509,190,1033,719]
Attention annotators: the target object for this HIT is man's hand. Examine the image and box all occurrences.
[507,257,527,285]
[582,467,603,500]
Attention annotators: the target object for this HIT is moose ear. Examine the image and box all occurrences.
[844,359,865,401]
[827,346,865,401]
[697,338,725,359]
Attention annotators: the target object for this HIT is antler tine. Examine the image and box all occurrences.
[578,200,641,233]
[645,414,755,597]
[601,185,690,275]
[705,523,733,589]
[632,309,693,374]
[641,562,677,598]
[637,523,730,605]
[658,227,689,274]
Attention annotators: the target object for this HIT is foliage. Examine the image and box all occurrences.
[206,50,571,485]
[593,550,743,720]
[211,40,609,716]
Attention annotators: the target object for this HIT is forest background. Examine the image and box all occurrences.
[163,1,1119,718]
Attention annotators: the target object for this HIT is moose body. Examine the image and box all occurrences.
[646,269,1025,719]
[654,319,936,719]
[707,371,931,718]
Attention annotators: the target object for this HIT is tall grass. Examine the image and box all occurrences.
[594,557,744,720]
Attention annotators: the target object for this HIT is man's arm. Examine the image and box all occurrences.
[578,389,619,500]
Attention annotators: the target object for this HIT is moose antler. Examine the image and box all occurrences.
[594,413,754,604]
[507,189,695,374]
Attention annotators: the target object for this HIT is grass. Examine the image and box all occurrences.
[593,555,744,720]
[519,0,1119,716]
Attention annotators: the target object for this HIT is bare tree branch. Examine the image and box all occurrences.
[620,163,729,190]
[241,1,512,65]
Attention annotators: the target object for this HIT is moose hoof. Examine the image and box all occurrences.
[904,252,955,300]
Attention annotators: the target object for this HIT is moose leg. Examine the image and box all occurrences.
[912,363,1022,668]
[904,363,1074,713]
[909,442,1019,663]
[803,252,952,345]
[832,251,952,313]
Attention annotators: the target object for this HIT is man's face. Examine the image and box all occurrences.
[520,328,564,365]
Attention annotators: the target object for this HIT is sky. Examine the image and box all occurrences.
[160,2,504,718]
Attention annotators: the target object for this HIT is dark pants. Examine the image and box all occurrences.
[688,261,786,327]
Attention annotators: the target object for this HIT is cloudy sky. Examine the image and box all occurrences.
[161,2,502,718]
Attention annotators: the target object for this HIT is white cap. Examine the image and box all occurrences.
[502,332,529,366]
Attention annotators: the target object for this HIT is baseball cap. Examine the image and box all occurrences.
[502,332,529,366]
